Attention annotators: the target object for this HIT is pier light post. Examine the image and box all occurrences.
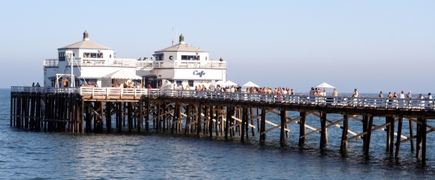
[65,50,75,87]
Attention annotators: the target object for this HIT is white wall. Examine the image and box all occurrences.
[173,69,225,80]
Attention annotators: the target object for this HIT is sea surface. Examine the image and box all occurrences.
[1,88,435,179]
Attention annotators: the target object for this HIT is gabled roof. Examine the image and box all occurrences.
[58,40,111,50]
[58,31,111,50]
[154,43,207,53]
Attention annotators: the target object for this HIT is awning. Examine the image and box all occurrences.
[104,69,142,80]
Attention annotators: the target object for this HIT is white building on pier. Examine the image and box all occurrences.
[43,31,226,89]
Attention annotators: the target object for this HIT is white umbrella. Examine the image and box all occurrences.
[212,80,225,86]
[225,80,237,86]
[316,82,335,89]
[242,81,259,87]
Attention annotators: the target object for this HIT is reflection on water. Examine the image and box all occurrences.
[0,129,434,179]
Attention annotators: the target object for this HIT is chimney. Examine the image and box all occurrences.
[179,34,185,44]
[83,30,89,41]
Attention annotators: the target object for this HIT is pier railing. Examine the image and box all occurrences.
[11,86,435,110]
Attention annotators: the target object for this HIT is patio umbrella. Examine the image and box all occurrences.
[212,81,225,86]
[242,81,259,87]
[225,80,237,86]
[316,82,335,89]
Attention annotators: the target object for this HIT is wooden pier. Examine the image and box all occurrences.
[10,86,435,166]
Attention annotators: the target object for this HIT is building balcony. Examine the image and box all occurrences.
[44,58,226,70]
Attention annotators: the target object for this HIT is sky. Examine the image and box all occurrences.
[0,0,434,93]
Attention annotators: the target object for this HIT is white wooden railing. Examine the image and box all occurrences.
[11,86,435,110]
[44,59,226,69]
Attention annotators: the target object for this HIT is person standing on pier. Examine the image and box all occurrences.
[352,89,359,97]
[309,87,315,96]
[388,92,393,98]
[236,84,241,92]
[400,91,405,99]
[379,91,383,98]
[407,91,412,99]
[332,88,338,97]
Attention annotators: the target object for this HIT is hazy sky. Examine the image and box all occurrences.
[1,1,434,93]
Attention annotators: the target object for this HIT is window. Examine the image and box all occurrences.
[188,80,194,87]
[83,52,102,58]
[176,81,182,86]
[59,52,65,61]
[181,55,199,60]
[153,54,164,61]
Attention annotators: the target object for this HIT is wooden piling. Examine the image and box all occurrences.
[395,117,403,158]
[260,108,266,144]
[241,107,246,142]
[340,114,348,153]
[389,117,395,155]
[280,108,286,146]
[364,115,373,155]
[320,111,327,150]
[422,117,427,166]
[409,119,414,151]
[225,106,234,140]
[209,105,213,138]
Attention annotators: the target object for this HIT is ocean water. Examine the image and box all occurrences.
[1,88,434,179]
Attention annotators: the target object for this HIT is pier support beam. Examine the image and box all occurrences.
[422,118,427,167]
[106,102,112,133]
[138,100,143,133]
[395,117,403,158]
[409,119,414,151]
[320,111,327,150]
[260,108,266,144]
[364,115,374,155]
[196,104,202,137]
[340,114,348,153]
[225,106,234,140]
[299,111,306,147]
[280,108,286,146]
[241,107,246,142]
[389,117,395,155]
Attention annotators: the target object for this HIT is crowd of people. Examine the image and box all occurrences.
[173,83,297,96]
[171,83,433,101]
[379,90,432,100]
